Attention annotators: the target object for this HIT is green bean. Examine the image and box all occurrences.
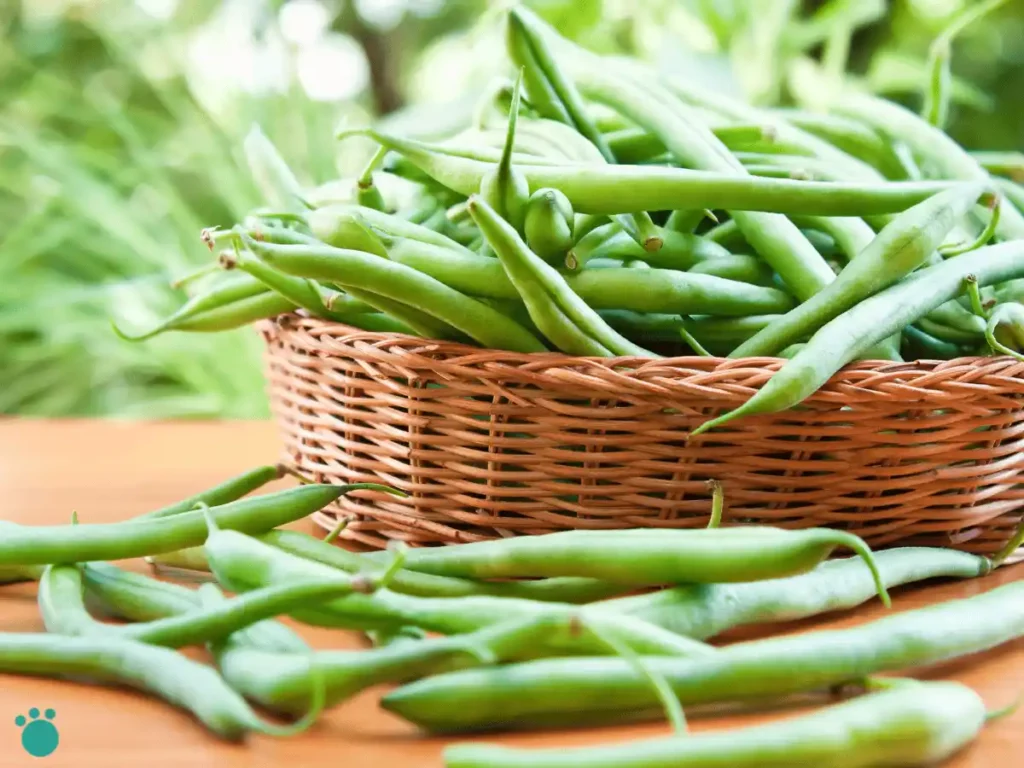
[133,464,283,522]
[243,124,309,212]
[0,484,369,565]
[922,0,1008,129]
[0,632,324,740]
[523,187,574,263]
[902,325,966,359]
[479,70,530,231]
[768,108,903,178]
[703,218,744,248]
[682,315,780,351]
[597,311,687,344]
[261,528,626,603]
[308,204,478,256]
[80,561,309,654]
[217,246,340,321]
[608,547,989,640]
[204,527,569,633]
[241,236,547,353]
[0,564,44,584]
[214,610,712,716]
[355,145,389,211]
[832,92,1024,239]
[506,8,613,163]
[692,241,1024,435]
[972,151,1024,180]
[731,184,989,358]
[40,562,378,649]
[984,302,1024,361]
[567,224,730,272]
[347,129,956,219]
[688,255,775,286]
[664,208,716,234]
[109,271,293,341]
[390,527,888,598]
[381,580,1024,732]
[915,316,983,345]
[469,196,655,357]
[443,682,989,768]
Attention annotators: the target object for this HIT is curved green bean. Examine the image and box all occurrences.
[693,241,1024,436]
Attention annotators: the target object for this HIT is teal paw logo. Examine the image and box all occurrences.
[15,708,59,758]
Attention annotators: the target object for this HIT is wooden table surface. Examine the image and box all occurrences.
[0,418,1021,767]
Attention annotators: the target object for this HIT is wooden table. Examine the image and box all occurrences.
[0,419,1020,767]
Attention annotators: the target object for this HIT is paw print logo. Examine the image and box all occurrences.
[15,708,59,758]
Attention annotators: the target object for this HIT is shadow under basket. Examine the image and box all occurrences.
[259,314,1024,557]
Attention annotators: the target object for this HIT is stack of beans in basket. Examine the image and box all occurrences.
[114,7,1024,442]
[0,467,1020,766]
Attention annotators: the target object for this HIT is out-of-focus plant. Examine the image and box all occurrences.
[1,0,1020,418]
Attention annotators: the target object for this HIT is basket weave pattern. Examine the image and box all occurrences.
[260,315,1024,555]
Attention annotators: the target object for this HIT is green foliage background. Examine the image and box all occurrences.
[1,0,1021,419]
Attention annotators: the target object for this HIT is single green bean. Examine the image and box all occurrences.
[692,241,1024,436]
[261,528,626,603]
[479,70,530,231]
[443,682,989,768]
[608,547,989,640]
[0,484,371,565]
[524,187,575,263]
[244,124,309,212]
[134,464,283,522]
[80,562,309,654]
[984,302,1024,361]
[381,579,1024,732]
[342,128,957,218]
[355,145,389,211]
[40,563,378,649]
[307,204,478,257]
[567,224,730,272]
[688,254,775,286]
[0,632,323,740]
[390,527,889,599]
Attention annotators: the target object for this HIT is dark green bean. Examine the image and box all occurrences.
[381,579,1024,732]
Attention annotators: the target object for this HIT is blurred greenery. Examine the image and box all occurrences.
[1,0,1021,418]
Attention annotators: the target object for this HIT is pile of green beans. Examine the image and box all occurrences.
[112,6,1024,432]
[0,461,1020,763]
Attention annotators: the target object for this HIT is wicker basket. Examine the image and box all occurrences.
[259,314,1024,556]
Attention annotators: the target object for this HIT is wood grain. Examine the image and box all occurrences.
[0,418,1020,767]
